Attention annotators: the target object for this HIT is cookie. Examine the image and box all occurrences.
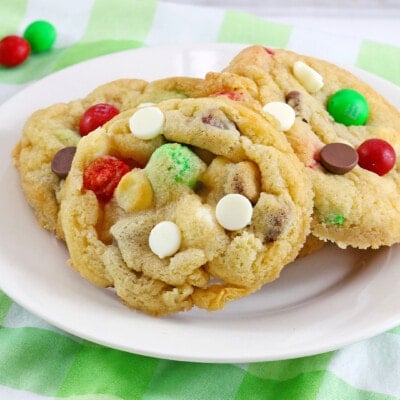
[60,97,313,316]
[214,45,400,249]
[12,76,242,239]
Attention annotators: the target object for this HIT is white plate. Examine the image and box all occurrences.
[1,43,400,363]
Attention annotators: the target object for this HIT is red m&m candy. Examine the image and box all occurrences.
[83,156,130,202]
[357,138,396,176]
[79,103,119,136]
[0,35,31,67]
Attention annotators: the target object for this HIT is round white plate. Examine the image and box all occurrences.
[1,43,400,363]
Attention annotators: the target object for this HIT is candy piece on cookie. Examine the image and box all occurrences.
[327,88,369,126]
[357,138,396,176]
[144,143,206,204]
[129,106,165,140]
[60,97,313,315]
[114,169,154,212]
[219,45,400,249]
[51,146,77,179]
[83,156,131,202]
[262,101,296,131]
[79,103,120,136]
[293,60,324,93]
[149,221,182,259]
[319,143,358,175]
[215,193,253,231]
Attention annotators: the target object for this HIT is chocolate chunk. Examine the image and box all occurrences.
[319,143,358,175]
[264,209,290,242]
[202,114,226,129]
[51,146,77,179]
[285,91,301,109]
[200,109,237,130]
[224,161,261,204]
[251,195,292,243]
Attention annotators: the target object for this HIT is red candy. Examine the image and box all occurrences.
[0,35,31,67]
[79,103,119,136]
[211,91,243,101]
[357,138,396,176]
[83,156,130,202]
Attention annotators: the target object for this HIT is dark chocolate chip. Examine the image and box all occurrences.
[285,91,301,109]
[319,143,358,175]
[51,146,77,179]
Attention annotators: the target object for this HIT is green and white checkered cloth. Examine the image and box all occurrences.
[1,1,400,398]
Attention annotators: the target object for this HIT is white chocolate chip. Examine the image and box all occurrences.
[114,169,153,212]
[293,61,324,93]
[215,193,253,231]
[129,106,164,140]
[149,221,181,259]
[262,101,296,131]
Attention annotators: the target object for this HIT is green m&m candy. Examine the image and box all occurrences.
[23,20,57,53]
[327,88,369,126]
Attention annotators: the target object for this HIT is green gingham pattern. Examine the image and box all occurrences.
[1,1,400,398]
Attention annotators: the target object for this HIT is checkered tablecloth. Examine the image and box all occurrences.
[1,1,400,399]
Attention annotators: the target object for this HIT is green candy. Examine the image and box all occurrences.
[327,88,369,126]
[23,20,57,53]
[145,143,206,203]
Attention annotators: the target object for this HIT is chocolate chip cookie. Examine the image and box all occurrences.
[12,76,227,238]
[60,97,313,315]
[215,45,400,249]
